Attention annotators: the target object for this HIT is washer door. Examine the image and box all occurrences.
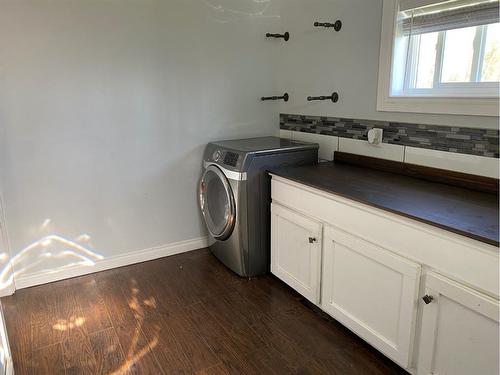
[199,164,236,241]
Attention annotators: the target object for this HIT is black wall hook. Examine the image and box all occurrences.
[261,93,289,102]
[314,20,342,32]
[307,92,339,103]
[266,32,290,41]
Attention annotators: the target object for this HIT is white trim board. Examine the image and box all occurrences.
[5,359,13,375]
[0,285,14,299]
[405,146,500,179]
[283,129,499,178]
[0,193,15,297]
[338,137,404,162]
[0,303,12,375]
[280,129,339,162]
[11,236,209,292]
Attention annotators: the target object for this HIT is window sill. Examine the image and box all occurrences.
[376,95,499,117]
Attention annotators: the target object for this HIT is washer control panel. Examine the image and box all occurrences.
[211,149,241,167]
[206,145,244,171]
[223,152,239,167]
[212,150,223,162]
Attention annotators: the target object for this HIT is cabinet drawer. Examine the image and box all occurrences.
[321,225,421,368]
[417,272,499,375]
[271,203,322,304]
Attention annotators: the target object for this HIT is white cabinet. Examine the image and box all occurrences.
[321,225,420,368]
[271,203,322,303]
[270,175,499,374]
[417,273,499,375]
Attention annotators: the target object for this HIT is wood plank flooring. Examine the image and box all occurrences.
[2,249,408,374]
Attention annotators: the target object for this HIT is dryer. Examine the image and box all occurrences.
[199,137,318,277]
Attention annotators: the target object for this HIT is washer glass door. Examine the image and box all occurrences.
[199,165,236,240]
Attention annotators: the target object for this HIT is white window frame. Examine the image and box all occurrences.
[377,0,499,116]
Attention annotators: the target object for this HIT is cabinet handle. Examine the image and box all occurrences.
[422,295,434,304]
[308,237,317,244]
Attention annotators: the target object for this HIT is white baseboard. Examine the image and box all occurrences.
[0,284,15,298]
[5,358,13,375]
[12,236,209,291]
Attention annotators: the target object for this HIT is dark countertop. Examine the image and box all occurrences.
[270,162,499,247]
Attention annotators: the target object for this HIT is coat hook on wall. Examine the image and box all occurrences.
[265,32,290,41]
[261,93,289,102]
[307,92,339,103]
[314,21,342,32]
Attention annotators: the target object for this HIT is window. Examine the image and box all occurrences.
[394,0,500,96]
[377,0,500,116]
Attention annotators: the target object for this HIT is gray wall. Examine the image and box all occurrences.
[0,0,280,284]
[0,0,497,290]
[274,0,498,129]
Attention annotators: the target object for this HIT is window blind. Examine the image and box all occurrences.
[401,0,499,35]
[399,0,449,11]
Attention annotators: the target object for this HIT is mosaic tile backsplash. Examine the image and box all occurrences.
[280,113,499,158]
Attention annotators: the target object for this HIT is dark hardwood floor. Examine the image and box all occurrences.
[2,249,408,375]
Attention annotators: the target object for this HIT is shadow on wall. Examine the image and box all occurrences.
[200,0,279,23]
[0,218,103,293]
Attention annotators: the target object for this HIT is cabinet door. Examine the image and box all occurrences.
[321,225,420,368]
[271,204,322,304]
[417,272,499,375]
